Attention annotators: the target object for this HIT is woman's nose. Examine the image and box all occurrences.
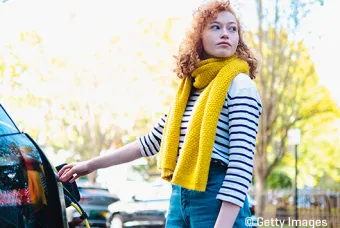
[221,29,229,39]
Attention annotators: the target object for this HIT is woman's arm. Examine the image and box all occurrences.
[58,140,142,182]
[88,140,142,170]
[214,79,262,227]
[59,112,168,183]
[214,202,240,228]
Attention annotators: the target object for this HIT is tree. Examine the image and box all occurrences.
[1,3,182,184]
[251,0,339,216]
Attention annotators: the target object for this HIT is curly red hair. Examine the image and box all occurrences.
[174,0,258,79]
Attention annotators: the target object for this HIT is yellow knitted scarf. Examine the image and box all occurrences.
[157,55,249,191]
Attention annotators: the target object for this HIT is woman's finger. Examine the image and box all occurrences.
[57,164,73,176]
[58,169,72,180]
[60,168,76,182]
[69,174,79,183]
[58,167,70,177]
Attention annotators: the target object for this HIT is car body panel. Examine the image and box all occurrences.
[0,104,69,227]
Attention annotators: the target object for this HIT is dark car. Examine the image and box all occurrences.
[0,104,69,227]
[106,179,171,228]
[106,179,258,228]
[67,186,119,228]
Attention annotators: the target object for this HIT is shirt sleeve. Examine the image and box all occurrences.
[137,113,167,157]
[216,87,262,207]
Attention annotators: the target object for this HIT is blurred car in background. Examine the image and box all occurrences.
[67,186,119,228]
[106,179,171,228]
[106,179,258,228]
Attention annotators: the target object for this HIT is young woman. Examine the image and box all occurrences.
[59,1,262,227]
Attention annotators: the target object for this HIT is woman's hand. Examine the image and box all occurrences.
[58,161,91,183]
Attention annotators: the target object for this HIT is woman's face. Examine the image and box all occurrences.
[202,11,239,58]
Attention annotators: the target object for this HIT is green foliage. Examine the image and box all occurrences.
[248,25,340,190]
[266,169,292,189]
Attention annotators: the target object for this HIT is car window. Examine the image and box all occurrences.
[78,187,119,206]
[0,104,20,136]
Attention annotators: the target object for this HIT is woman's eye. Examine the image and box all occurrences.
[211,25,220,30]
[229,26,237,32]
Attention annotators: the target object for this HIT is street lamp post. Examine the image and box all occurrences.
[288,129,301,227]
[294,144,298,222]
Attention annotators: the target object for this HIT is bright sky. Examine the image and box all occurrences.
[0,0,339,105]
[301,0,340,106]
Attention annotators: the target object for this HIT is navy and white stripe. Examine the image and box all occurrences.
[138,73,262,207]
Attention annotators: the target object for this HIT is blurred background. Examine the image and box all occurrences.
[1,0,340,227]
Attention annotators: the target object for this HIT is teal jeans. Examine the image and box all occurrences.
[165,161,251,228]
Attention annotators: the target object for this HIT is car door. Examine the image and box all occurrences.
[0,104,69,228]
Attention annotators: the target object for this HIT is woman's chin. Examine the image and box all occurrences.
[213,52,234,58]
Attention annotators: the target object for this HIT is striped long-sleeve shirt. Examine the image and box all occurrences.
[138,73,262,207]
